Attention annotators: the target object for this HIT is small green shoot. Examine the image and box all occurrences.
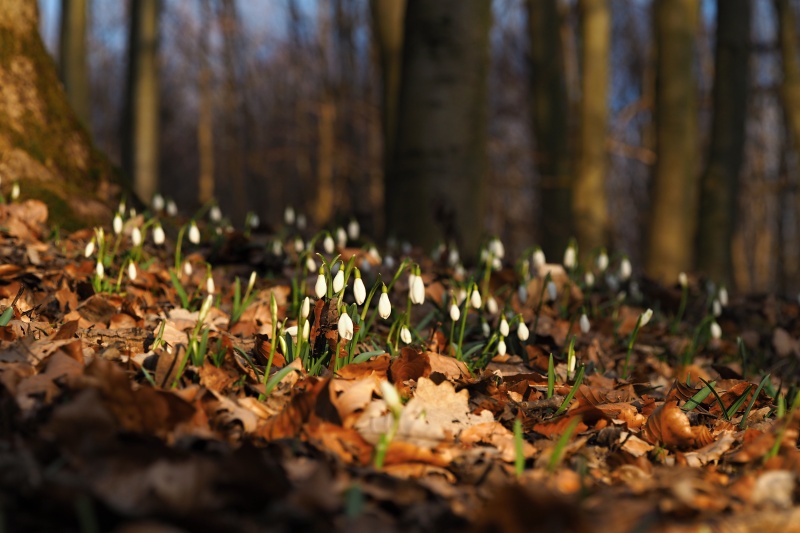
[547,416,581,472]
[699,378,752,421]
[739,374,771,429]
[547,353,555,399]
[554,365,585,417]
[514,417,525,477]
[682,381,716,411]
[0,306,12,327]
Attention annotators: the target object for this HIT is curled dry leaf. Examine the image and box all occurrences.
[642,401,713,450]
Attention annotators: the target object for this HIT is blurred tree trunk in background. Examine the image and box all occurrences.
[528,0,572,261]
[645,0,699,283]
[313,4,336,227]
[197,0,215,206]
[58,0,90,127]
[0,0,116,228]
[696,0,749,287]
[777,0,800,174]
[387,0,491,257]
[574,0,610,260]
[122,0,160,204]
[370,0,406,173]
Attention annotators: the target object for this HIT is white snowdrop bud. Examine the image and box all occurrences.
[380,380,403,416]
[678,272,688,288]
[302,319,310,340]
[368,246,381,262]
[332,267,345,293]
[400,326,412,344]
[488,238,505,259]
[378,288,391,319]
[127,261,137,281]
[486,296,498,315]
[297,213,307,230]
[348,219,360,241]
[10,182,19,200]
[497,337,507,356]
[518,285,528,304]
[499,316,509,337]
[640,308,653,327]
[300,296,310,320]
[384,255,396,269]
[166,199,178,217]
[247,271,257,293]
[563,245,576,270]
[206,275,215,294]
[249,213,260,228]
[198,294,213,322]
[113,213,123,235]
[272,240,283,256]
[152,193,165,212]
[532,248,546,271]
[580,313,590,334]
[152,224,165,246]
[619,257,632,281]
[284,325,298,338]
[492,257,502,271]
[454,263,465,278]
[410,274,425,305]
[95,261,104,280]
[294,237,304,254]
[568,350,577,375]
[596,250,609,272]
[470,288,482,309]
[188,221,201,244]
[448,248,460,267]
[118,200,126,214]
[284,206,295,225]
[710,321,721,340]
[354,274,366,305]
[323,235,335,254]
[130,208,137,218]
[481,321,491,338]
[517,320,530,341]
[449,300,461,321]
[547,280,557,302]
[336,227,347,248]
[712,299,722,317]
[183,261,193,277]
[584,272,595,288]
[84,239,95,258]
[457,288,467,305]
[209,205,222,222]
[315,272,327,299]
[718,286,728,307]
[306,255,317,272]
[131,226,142,247]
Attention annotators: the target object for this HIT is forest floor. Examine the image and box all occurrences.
[2,199,800,533]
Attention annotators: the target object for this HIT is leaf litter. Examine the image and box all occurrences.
[0,200,800,531]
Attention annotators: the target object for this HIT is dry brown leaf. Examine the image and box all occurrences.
[642,400,709,449]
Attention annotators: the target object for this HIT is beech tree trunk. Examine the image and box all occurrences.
[695,0,749,287]
[0,0,115,228]
[197,0,215,206]
[58,0,90,128]
[386,0,491,258]
[645,0,699,283]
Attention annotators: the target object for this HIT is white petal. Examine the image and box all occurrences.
[378,292,391,319]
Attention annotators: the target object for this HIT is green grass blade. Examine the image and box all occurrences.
[555,365,585,417]
[700,377,731,421]
[0,306,12,326]
[739,374,771,429]
[682,380,716,411]
[547,353,555,399]
[264,366,302,396]
[169,269,190,309]
[352,350,385,363]
[547,416,581,472]
[725,385,753,420]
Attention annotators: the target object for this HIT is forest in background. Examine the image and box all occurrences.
[35,0,800,295]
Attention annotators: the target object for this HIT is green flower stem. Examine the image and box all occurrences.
[622,316,643,380]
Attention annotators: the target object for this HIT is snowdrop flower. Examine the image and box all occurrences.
[152,193,165,212]
[448,248,459,267]
[640,308,654,327]
[353,271,366,305]
[596,249,609,272]
[492,257,502,271]
[300,296,310,320]
[152,224,165,246]
[488,238,505,260]
[113,213,123,235]
[481,320,491,338]
[606,274,620,292]
[336,227,347,248]
[532,247,546,271]
[456,288,467,305]
[718,286,728,307]
[198,294,213,323]
[127,261,137,281]
[306,255,317,273]
[580,313,591,334]
[712,299,722,317]
[323,235,335,254]
[368,246,381,262]
[547,280,557,302]
[9,182,19,200]
[338,312,354,341]
[332,266,345,293]
[209,205,222,223]
[84,238,95,258]
[183,261,193,277]
[499,316,509,337]
[568,349,577,376]
[470,287,482,309]
[410,271,425,305]
[380,380,403,416]
[118,200,126,214]
[131,227,142,247]
[302,319,310,340]
[284,206,295,225]
[584,272,595,288]
[206,275,215,294]
[454,263,465,278]
[315,269,327,299]
[378,286,391,319]
[284,325,299,338]
[272,240,283,256]
[449,299,461,321]
[517,320,530,341]
[678,272,688,288]
[497,337,507,356]
[400,326,412,344]
[166,199,178,217]
[294,237,304,254]
[247,271,257,293]
[297,213,307,230]
[563,244,576,270]
[95,261,104,280]
[710,321,721,340]
[249,213,260,229]
[619,256,632,281]
[487,296,499,314]
[348,219,360,241]
[188,221,201,244]
[518,285,528,304]
[384,255,396,269]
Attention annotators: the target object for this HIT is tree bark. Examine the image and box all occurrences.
[776,0,800,175]
[695,0,749,287]
[528,0,572,261]
[0,0,116,228]
[645,0,699,283]
[122,0,160,205]
[573,0,610,260]
[386,0,491,258]
[197,0,215,206]
[58,0,90,128]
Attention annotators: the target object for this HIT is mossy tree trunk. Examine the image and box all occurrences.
[645,0,700,283]
[528,0,572,261]
[386,0,491,258]
[58,0,90,128]
[695,0,750,287]
[0,0,116,229]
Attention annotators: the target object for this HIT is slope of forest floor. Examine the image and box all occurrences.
[2,199,800,533]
